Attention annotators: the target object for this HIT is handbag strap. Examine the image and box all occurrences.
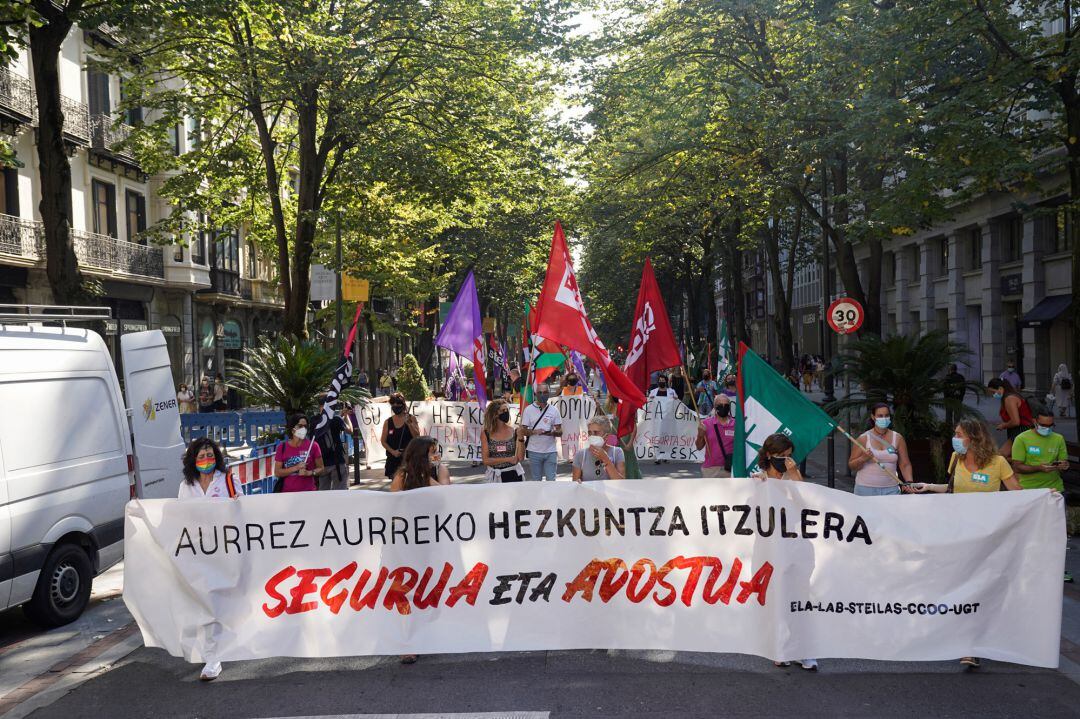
[711,421,730,462]
[525,405,549,448]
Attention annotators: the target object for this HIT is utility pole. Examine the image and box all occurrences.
[819,163,836,488]
[335,213,343,356]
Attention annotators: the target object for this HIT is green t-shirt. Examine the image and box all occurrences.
[1011,429,1067,490]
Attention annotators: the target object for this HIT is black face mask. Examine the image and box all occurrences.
[658,383,668,389]
[725,382,735,388]
[715,404,730,417]
[567,377,578,386]
[391,404,405,415]
[498,410,510,423]
[769,457,789,474]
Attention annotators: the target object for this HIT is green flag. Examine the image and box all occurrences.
[732,343,836,475]
[717,319,733,379]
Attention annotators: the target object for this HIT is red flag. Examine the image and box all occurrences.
[533,222,644,435]
[617,258,681,434]
[472,336,488,408]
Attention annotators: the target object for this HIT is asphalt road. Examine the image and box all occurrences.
[3,449,1080,719]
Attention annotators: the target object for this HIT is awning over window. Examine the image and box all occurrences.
[1019,295,1072,328]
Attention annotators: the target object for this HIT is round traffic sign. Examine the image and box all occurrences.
[826,297,864,335]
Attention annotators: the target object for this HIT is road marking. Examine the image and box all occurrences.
[0,623,139,718]
[260,715,550,719]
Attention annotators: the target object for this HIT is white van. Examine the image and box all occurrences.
[0,318,134,626]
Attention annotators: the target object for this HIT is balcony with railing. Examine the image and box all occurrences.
[90,113,136,163]
[72,228,164,280]
[0,213,43,262]
[60,95,90,144]
[250,279,284,306]
[208,267,241,296]
[0,66,35,124]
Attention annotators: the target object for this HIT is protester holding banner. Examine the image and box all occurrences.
[752,434,805,484]
[572,417,625,481]
[273,415,324,492]
[381,393,419,480]
[390,436,451,491]
[177,437,236,681]
[521,382,561,481]
[561,372,585,396]
[648,374,677,399]
[696,394,735,478]
[670,366,689,404]
[481,398,525,482]
[913,418,1022,495]
[848,403,913,496]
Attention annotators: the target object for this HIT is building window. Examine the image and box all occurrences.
[1054,208,1073,253]
[998,215,1023,262]
[119,78,142,125]
[212,228,239,274]
[884,251,895,285]
[168,123,181,155]
[967,227,982,270]
[936,237,949,276]
[91,179,117,238]
[125,190,146,244]
[246,241,257,278]
[192,212,207,264]
[0,167,18,216]
[936,308,949,331]
[186,116,201,151]
[87,70,110,116]
[906,245,920,279]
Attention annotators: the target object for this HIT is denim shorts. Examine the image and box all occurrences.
[854,484,901,497]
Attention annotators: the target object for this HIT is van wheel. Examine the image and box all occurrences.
[24,544,93,628]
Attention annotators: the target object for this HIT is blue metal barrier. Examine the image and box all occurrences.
[181,410,286,452]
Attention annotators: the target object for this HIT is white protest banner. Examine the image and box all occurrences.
[124,479,1064,667]
[354,401,522,465]
[634,398,703,463]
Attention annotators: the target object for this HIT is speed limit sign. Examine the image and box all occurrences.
[827,297,864,335]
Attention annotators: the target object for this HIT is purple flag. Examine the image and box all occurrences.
[435,271,483,358]
[571,351,588,385]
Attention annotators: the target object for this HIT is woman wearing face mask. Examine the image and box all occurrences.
[695,369,719,409]
[273,414,324,492]
[390,436,451,664]
[381,392,419,481]
[848,403,914,496]
[572,417,626,481]
[561,373,584,396]
[721,374,738,401]
[986,378,1033,455]
[696,395,735,478]
[178,437,237,681]
[176,382,195,414]
[910,417,1020,669]
[751,434,817,671]
[482,398,525,482]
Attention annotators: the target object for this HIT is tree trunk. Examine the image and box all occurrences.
[285,90,324,337]
[763,223,795,374]
[728,241,750,347]
[30,2,85,304]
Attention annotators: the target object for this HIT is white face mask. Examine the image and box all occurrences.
[293,427,308,440]
[587,435,605,448]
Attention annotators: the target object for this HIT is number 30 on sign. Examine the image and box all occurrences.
[827,297,864,335]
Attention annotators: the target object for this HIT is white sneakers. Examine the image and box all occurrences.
[800,658,818,671]
[200,661,222,681]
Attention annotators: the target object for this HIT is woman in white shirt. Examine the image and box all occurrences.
[178,438,237,681]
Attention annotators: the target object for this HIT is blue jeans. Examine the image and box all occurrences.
[854,484,901,497]
[528,451,558,481]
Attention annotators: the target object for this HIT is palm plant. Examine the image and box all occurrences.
[826,330,982,441]
[228,334,369,417]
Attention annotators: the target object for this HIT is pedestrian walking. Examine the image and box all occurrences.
[390,436,451,665]
[986,378,1034,456]
[197,376,214,413]
[572,417,626,481]
[943,363,966,430]
[695,369,719,408]
[212,373,227,411]
[751,433,816,672]
[178,437,237,682]
[176,382,195,414]
[1052,364,1073,418]
[379,369,393,396]
[1000,360,1023,390]
[481,398,525,482]
[356,368,369,394]
[521,382,561,481]
[696,394,735,478]
[801,355,813,392]
[912,417,1021,668]
[312,396,351,490]
[273,414,324,492]
[1010,410,1072,583]
[380,392,419,481]
[847,403,913,496]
